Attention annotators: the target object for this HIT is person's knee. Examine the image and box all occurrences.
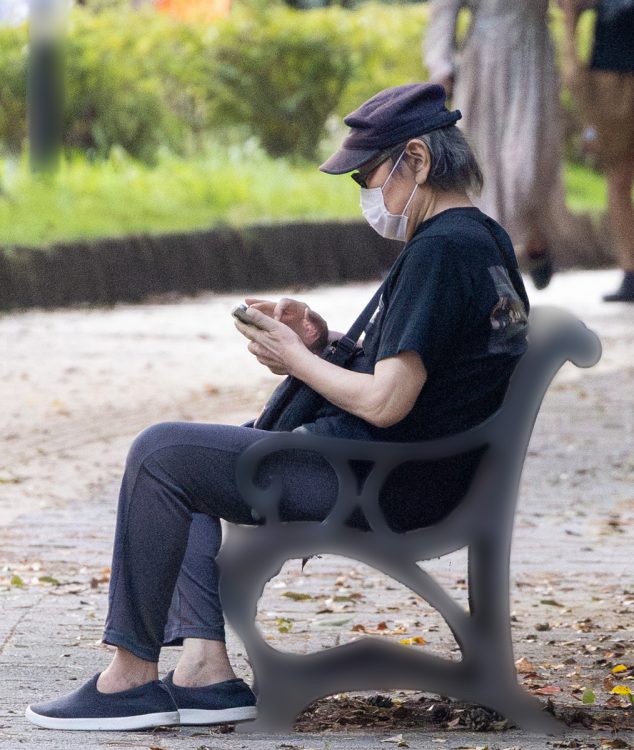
[126,422,183,474]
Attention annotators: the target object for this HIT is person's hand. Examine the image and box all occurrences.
[244,297,329,353]
[234,306,313,377]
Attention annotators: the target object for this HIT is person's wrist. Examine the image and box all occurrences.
[288,344,318,379]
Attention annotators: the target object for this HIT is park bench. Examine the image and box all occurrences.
[218,306,601,735]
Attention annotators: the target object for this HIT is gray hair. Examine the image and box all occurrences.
[393,125,484,195]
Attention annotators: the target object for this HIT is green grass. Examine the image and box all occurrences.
[564,161,607,215]
[0,144,608,249]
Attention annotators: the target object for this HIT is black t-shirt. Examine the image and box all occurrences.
[302,207,530,531]
[304,207,529,442]
[591,0,634,73]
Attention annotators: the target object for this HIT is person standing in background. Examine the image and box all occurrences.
[424,0,564,289]
[561,0,634,302]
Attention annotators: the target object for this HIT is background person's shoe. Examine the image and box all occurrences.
[162,671,257,725]
[603,271,634,302]
[25,674,180,731]
[527,250,554,290]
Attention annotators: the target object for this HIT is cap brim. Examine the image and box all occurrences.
[319,146,380,175]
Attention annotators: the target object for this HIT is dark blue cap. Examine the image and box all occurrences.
[320,83,461,175]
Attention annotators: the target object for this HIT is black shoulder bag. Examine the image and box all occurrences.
[253,283,385,433]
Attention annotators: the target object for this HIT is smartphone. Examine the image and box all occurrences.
[231,303,254,325]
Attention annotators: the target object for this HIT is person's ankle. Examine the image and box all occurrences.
[96,652,159,694]
[172,661,237,688]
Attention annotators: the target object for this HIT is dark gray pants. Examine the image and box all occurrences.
[102,422,339,662]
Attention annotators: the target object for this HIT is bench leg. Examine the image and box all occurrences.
[484,684,567,735]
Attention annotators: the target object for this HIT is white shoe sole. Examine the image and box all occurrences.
[25,706,180,731]
[178,705,258,725]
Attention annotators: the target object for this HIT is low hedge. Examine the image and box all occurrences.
[0,3,427,162]
[0,4,592,163]
[0,221,401,310]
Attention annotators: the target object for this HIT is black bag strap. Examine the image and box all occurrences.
[328,279,386,364]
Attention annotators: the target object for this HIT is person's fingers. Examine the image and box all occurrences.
[275,297,305,322]
[247,342,287,374]
[244,297,270,305]
[234,318,261,341]
[248,301,276,317]
[239,305,277,332]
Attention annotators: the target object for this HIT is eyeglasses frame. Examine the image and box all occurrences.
[350,144,406,189]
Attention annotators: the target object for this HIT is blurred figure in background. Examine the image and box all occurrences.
[561,0,634,302]
[424,0,563,289]
[154,0,231,22]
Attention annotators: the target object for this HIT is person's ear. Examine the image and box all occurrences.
[405,139,431,185]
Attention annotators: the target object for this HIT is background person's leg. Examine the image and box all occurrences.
[603,160,634,302]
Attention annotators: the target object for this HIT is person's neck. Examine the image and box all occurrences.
[408,189,473,239]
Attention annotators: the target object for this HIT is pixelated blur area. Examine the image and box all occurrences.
[220,309,601,734]
[27,0,67,171]
[155,0,230,22]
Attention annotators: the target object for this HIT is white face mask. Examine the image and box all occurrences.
[359,151,418,242]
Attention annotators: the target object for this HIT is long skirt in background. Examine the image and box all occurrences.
[424,0,565,253]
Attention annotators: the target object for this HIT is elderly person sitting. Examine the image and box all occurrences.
[26,83,529,731]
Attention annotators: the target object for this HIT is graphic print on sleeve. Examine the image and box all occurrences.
[487,265,529,356]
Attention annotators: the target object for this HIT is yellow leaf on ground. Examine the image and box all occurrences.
[399,637,426,646]
[611,685,633,695]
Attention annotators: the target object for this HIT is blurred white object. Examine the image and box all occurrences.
[28,0,71,39]
[0,0,29,26]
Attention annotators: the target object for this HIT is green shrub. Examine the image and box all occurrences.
[310,2,430,116]
[0,2,598,164]
[0,25,28,154]
[63,9,223,161]
[210,8,353,160]
[206,3,429,159]
[0,8,222,162]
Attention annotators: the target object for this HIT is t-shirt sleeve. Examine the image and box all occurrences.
[375,238,472,372]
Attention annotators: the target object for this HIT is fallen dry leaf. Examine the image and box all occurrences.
[381,733,409,747]
[282,591,312,601]
[531,685,562,695]
[515,656,536,674]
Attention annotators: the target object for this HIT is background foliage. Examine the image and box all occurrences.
[0,1,608,251]
[0,3,591,163]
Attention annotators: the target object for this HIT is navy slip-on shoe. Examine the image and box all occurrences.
[162,671,257,725]
[25,674,180,731]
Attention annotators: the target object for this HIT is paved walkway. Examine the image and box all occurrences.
[0,270,632,749]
